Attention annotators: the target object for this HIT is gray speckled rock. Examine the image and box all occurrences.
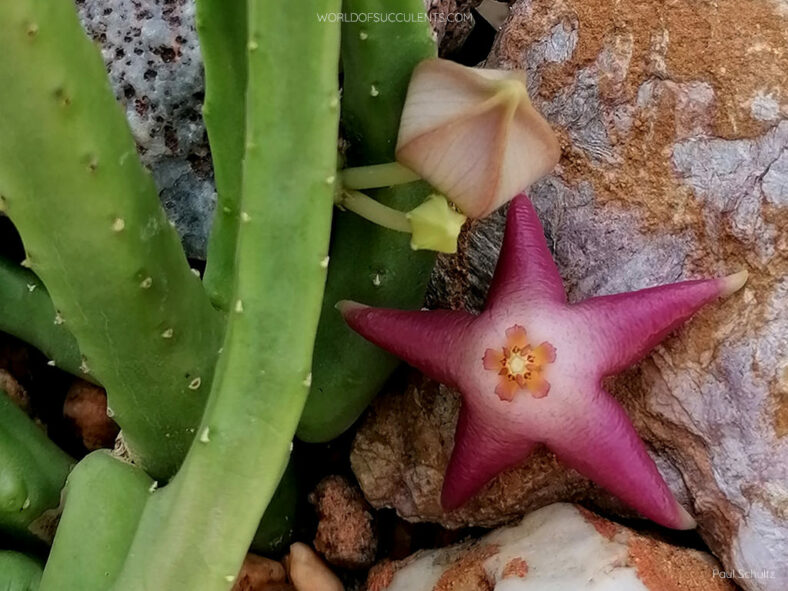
[76,0,215,258]
[352,1,788,589]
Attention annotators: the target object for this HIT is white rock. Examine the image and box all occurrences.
[368,504,734,591]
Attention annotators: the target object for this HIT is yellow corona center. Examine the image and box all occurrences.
[508,354,526,374]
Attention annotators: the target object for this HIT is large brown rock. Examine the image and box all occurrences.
[352,1,787,589]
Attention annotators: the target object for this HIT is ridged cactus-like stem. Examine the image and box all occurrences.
[110,2,341,589]
[197,0,248,311]
[298,0,438,441]
[0,257,86,381]
[0,0,223,479]
[39,451,153,591]
[0,391,73,543]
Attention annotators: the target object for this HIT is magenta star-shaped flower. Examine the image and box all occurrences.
[339,194,747,529]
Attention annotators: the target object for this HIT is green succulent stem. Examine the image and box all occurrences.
[197,0,248,312]
[0,0,223,479]
[340,189,411,233]
[110,2,340,589]
[39,451,153,591]
[298,0,439,441]
[0,257,88,382]
[341,161,420,190]
[0,551,43,590]
[0,390,73,544]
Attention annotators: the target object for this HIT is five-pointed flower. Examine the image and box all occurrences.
[338,194,747,530]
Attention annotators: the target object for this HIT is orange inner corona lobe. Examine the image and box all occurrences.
[483,324,556,401]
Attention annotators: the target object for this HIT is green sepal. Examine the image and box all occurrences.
[407,194,466,253]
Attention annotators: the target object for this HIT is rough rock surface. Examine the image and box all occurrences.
[231,554,289,591]
[353,1,787,589]
[0,368,29,412]
[63,380,119,451]
[366,503,736,591]
[423,0,483,55]
[310,475,378,570]
[76,0,215,258]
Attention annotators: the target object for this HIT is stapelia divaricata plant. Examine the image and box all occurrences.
[299,0,455,444]
[299,43,563,444]
[340,194,747,529]
[337,58,561,253]
[0,0,749,588]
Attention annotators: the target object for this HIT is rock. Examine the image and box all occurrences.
[352,374,636,529]
[0,368,29,412]
[63,380,119,451]
[310,475,377,570]
[76,0,215,258]
[353,1,788,589]
[365,503,736,591]
[423,0,483,55]
[285,543,344,591]
[232,553,289,591]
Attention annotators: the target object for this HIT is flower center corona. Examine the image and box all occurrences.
[482,324,556,401]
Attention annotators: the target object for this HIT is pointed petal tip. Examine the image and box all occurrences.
[674,503,697,530]
[335,300,368,317]
[719,269,748,298]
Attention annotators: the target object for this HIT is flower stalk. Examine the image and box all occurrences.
[337,189,466,254]
[341,161,420,190]
[339,189,411,233]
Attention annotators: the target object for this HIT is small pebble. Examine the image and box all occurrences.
[286,543,344,591]
[231,553,288,591]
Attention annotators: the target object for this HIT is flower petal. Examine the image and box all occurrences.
[482,348,504,371]
[495,377,519,401]
[505,324,528,350]
[530,341,557,366]
[525,374,550,398]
